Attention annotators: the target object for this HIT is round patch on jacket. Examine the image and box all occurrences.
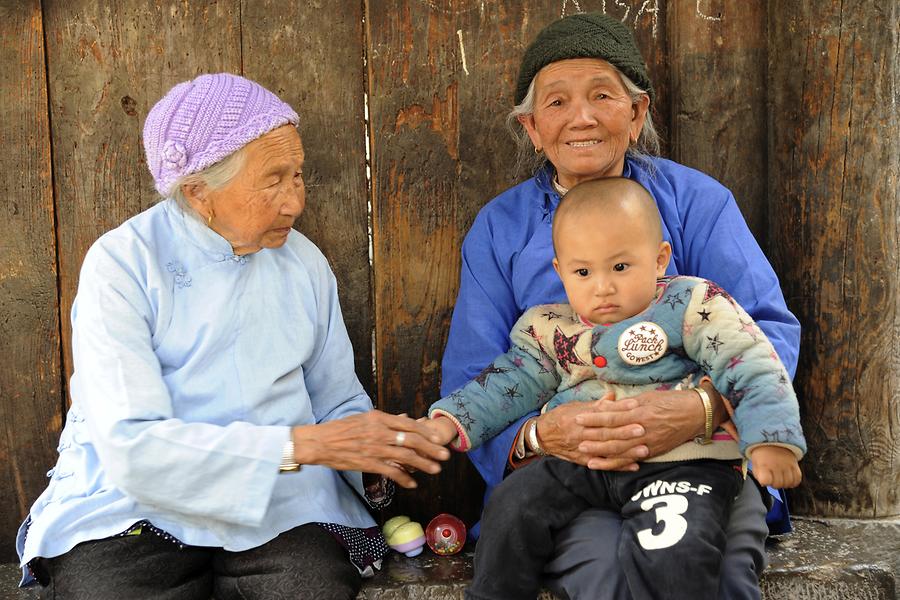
[617,322,668,366]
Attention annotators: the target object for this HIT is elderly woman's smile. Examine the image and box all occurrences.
[518,58,648,189]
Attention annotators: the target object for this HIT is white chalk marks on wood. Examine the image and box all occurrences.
[415,1,723,42]
[559,0,725,37]
[560,0,660,38]
[695,1,723,21]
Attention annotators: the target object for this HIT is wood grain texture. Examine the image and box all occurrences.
[42,0,242,387]
[768,0,899,517]
[241,0,374,393]
[0,1,62,562]
[667,0,768,242]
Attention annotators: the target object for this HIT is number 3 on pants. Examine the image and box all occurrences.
[636,494,689,550]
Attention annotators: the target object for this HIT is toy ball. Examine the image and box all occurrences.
[382,516,426,557]
[425,513,466,556]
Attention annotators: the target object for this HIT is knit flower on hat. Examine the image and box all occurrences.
[161,140,188,170]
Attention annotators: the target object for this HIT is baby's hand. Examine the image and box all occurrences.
[749,446,802,488]
[421,416,459,446]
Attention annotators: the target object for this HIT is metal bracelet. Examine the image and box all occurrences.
[692,387,714,445]
[526,418,547,456]
[280,439,301,472]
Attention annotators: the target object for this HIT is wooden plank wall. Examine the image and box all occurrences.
[668,0,768,238]
[1,0,897,562]
[0,0,62,564]
[768,0,899,517]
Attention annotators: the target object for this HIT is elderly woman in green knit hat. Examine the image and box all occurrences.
[440,12,800,599]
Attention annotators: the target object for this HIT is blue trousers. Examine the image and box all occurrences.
[468,458,749,600]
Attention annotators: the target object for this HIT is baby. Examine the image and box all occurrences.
[428,177,805,600]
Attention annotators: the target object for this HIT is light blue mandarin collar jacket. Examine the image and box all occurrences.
[18,199,374,584]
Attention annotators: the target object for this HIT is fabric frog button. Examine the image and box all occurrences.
[617,322,668,366]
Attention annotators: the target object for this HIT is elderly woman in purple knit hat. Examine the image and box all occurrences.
[441,13,800,600]
[15,73,449,599]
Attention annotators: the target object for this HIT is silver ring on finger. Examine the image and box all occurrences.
[393,431,406,447]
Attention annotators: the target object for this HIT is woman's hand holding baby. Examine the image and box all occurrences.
[576,381,732,469]
[536,393,647,470]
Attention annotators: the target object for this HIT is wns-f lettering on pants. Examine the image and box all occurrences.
[468,457,744,600]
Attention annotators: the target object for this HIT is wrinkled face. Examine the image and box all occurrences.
[186,125,305,255]
[519,59,649,189]
[553,206,670,325]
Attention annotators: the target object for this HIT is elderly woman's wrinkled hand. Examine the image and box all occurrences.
[531,402,593,465]
[573,389,707,470]
[536,392,648,470]
[292,411,450,489]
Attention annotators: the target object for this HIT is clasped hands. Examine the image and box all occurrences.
[533,390,689,471]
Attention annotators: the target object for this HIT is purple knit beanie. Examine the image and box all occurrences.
[143,73,299,197]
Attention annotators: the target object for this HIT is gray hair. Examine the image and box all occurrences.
[506,65,660,179]
[168,146,248,216]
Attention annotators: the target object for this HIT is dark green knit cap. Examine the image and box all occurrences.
[515,12,654,105]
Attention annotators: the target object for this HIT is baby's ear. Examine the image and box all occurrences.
[656,241,672,275]
[552,257,560,274]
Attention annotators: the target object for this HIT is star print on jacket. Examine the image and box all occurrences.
[535,345,557,375]
[706,334,724,353]
[500,384,522,411]
[760,427,800,444]
[725,377,751,408]
[474,364,511,388]
[554,326,587,374]
[727,355,745,370]
[519,326,558,375]
[664,293,685,309]
[428,276,806,462]
[590,328,608,353]
[449,391,476,429]
[520,325,539,339]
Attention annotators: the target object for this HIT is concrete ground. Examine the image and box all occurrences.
[2,517,897,599]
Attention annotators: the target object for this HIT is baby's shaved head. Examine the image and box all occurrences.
[552,178,661,254]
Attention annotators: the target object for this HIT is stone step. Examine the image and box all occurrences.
[3,518,897,599]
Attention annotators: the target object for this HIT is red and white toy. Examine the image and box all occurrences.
[425,513,466,556]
